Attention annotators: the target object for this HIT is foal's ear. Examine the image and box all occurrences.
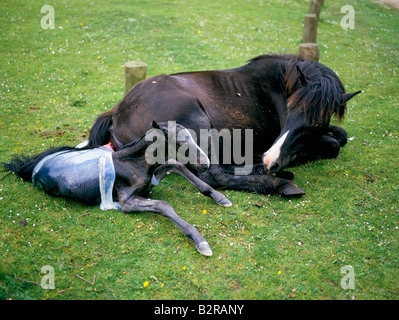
[150,121,161,129]
[296,65,308,86]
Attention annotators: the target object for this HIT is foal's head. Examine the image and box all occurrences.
[263,58,361,172]
[147,121,210,172]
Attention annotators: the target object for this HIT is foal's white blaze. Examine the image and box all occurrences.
[263,130,290,170]
[182,128,211,167]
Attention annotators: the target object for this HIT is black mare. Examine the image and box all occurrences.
[3,122,232,256]
[87,54,361,196]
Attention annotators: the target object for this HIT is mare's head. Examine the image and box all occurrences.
[149,121,210,172]
[263,58,361,172]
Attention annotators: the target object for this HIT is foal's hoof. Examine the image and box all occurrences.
[280,183,305,197]
[217,197,233,207]
[196,242,213,257]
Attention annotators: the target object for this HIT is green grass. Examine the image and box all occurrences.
[0,0,398,300]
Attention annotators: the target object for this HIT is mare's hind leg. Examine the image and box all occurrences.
[117,191,213,256]
[197,164,305,196]
[152,159,232,207]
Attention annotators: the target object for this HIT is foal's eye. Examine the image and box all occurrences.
[178,135,190,142]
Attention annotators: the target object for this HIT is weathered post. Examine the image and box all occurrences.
[298,0,323,62]
[302,13,318,43]
[124,61,147,96]
[298,43,320,62]
[308,0,324,20]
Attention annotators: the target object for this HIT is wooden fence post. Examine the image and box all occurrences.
[124,61,147,96]
[308,0,324,20]
[302,13,318,43]
[298,43,320,62]
[298,0,324,62]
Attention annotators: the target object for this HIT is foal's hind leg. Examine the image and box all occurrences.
[98,153,120,211]
[117,191,213,256]
[152,159,232,207]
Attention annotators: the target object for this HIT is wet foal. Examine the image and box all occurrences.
[4,121,232,256]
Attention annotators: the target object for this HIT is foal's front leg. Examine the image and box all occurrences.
[152,159,232,207]
[117,191,213,256]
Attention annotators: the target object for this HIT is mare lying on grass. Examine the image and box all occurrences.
[3,121,232,256]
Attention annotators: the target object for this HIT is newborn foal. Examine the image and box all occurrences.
[4,121,232,256]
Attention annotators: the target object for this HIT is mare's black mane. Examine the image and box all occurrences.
[248,54,346,125]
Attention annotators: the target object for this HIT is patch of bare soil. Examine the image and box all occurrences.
[373,0,399,9]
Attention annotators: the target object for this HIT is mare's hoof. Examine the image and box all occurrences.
[196,242,213,257]
[217,197,233,207]
[280,183,305,197]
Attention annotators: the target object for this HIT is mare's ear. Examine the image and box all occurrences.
[150,121,160,129]
[296,65,308,86]
[342,90,362,103]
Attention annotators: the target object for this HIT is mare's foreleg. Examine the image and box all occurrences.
[294,125,347,165]
[117,191,212,256]
[197,164,305,196]
[152,159,232,207]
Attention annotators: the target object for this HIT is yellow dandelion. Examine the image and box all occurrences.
[202,210,207,214]
[182,266,186,270]
[143,281,149,288]
[278,270,282,275]
[161,283,164,287]
[197,30,201,34]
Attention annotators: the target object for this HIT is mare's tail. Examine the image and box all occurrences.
[2,146,78,182]
[87,109,114,148]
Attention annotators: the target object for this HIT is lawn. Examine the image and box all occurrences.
[0,0,398,300]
